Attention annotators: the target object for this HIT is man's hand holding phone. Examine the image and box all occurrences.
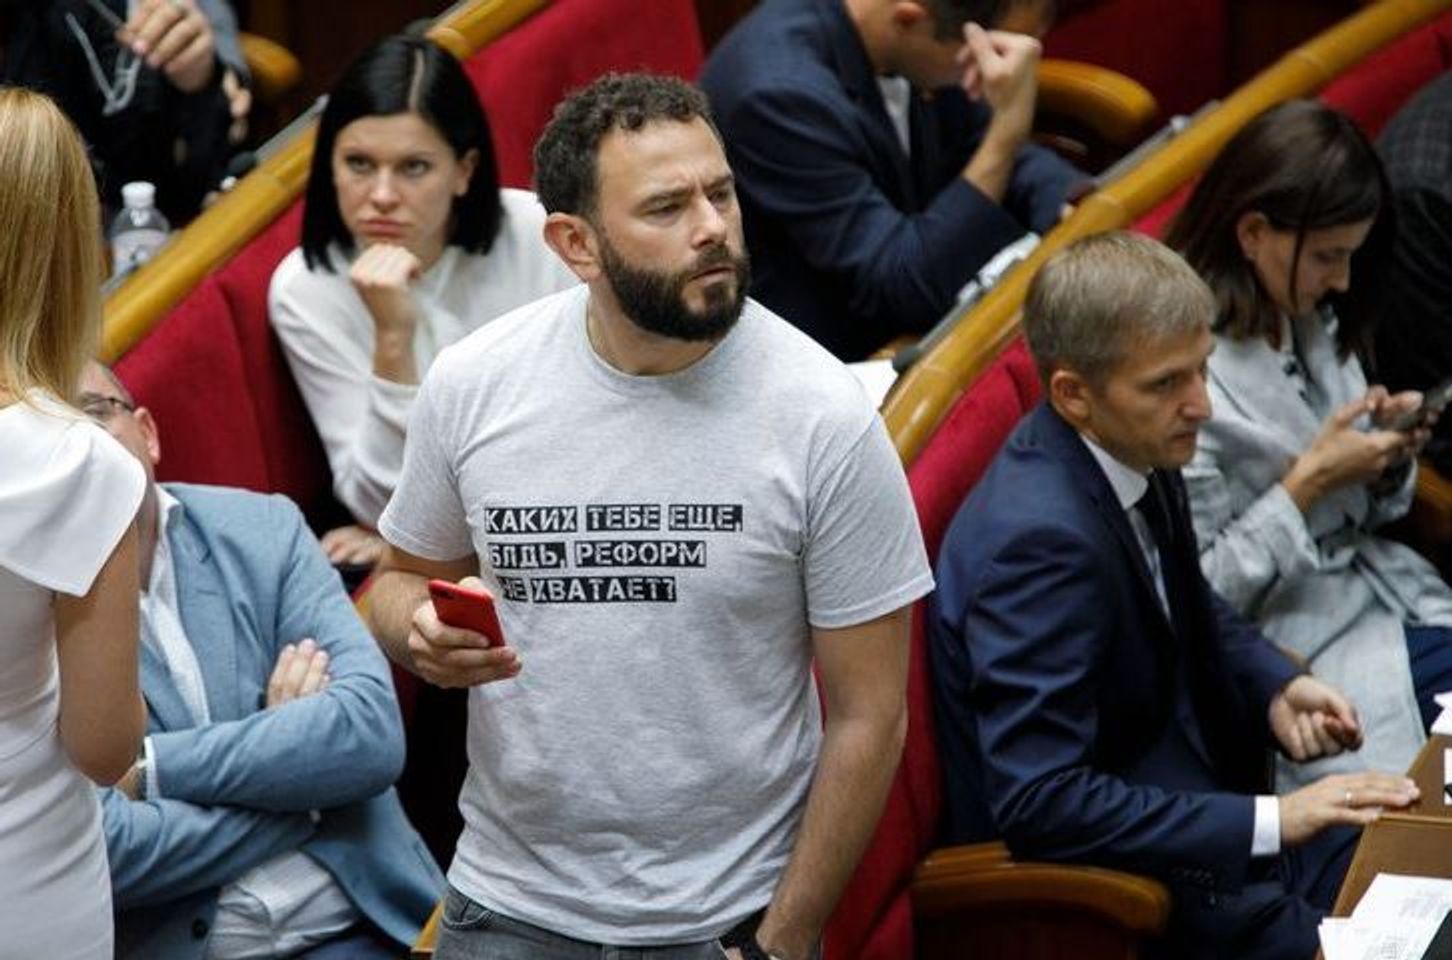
[410,578,520,689]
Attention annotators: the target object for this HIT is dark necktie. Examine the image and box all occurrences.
[1135,472,1175,559]
[1132,473,1179,618]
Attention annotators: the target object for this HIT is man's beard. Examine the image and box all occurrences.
[598,233,751,343]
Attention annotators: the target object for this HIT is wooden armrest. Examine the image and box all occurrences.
[410,902,441,958]
[239,32,302,103]
[1037,59,1159,148]
[912,841,1171,935]
[1414,458,1452,544]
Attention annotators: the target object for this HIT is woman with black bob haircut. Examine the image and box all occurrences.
[1169,99,1452,791]
[271,34,574,568]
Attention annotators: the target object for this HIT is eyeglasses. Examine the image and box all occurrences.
[80,395,136,424]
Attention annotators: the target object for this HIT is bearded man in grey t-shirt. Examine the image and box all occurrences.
[367,72,933,960]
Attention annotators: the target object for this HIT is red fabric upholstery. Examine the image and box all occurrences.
[1133,12,1452,240]
[823,341,1041,960]
[1320,10,1452,139]
[114,0,705,525]
[1045,0,1228,122]
[465,0,706,189]
[116,276,274,494]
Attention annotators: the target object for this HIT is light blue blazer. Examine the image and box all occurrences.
[100,483,443,959]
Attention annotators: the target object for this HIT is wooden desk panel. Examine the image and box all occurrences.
[1333,735,1452,915]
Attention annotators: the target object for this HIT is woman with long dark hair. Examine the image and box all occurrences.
[1168,99,1452,789]
[270,35,573,567]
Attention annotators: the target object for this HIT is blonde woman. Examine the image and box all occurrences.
[0,89,147,959]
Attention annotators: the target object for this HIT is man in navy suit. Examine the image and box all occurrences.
[78,362,443,960]
[929,232,1419,958]
[700,0,1083,360]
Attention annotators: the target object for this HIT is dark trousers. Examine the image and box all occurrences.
[1406,624,1452,730]
[1152,825,1359,960]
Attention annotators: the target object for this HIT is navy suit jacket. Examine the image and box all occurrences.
[700,0,1081,360]
[100,484,443,959]
[930,406,1302,920]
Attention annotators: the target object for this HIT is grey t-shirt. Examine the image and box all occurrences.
[379,286,932,944]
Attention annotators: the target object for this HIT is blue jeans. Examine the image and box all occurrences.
[436,886,730,960]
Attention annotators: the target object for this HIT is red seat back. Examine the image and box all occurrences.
[1319,11,1452,139]
[824,341,1042,960]
[466,0,705,189]
[1046,0,1229,122]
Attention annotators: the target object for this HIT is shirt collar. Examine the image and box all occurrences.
[1079,434,1149,511]
[146,485,183,597]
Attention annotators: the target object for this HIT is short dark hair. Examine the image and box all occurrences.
[533,72,717,218]
[301,35,502,272]
[1165,99,1393,360]
[922,0,1054,39]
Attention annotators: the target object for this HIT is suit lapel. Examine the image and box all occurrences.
[816,0,917,205]
[1034,409,1222,771]
[1208,326,1321,450]
[138,636,195,732]
[1037,409,1176,638]
[168,506,243,722]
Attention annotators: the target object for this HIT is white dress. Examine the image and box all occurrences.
[0,394,146,959]
[269,188,578,527]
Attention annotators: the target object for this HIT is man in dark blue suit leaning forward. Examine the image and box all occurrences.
[929,231,1418,959]
[700,0,1082,361]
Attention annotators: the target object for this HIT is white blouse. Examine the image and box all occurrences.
[0,393,145,960]
[269,188,577,526]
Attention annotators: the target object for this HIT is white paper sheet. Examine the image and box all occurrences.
[1320,874,1452,960]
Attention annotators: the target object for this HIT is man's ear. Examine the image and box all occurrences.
[134,407,162,469]
[542,212,602,283]
[1235,210,1269,263]
[1048,367,1093,429]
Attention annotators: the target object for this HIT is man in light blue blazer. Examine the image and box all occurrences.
[79,363,443,959]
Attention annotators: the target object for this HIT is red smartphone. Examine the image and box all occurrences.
[428,579,505,648]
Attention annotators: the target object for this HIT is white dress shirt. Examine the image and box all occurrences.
[877,75,913,156]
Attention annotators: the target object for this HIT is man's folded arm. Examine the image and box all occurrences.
[148,495,405,811]
[101,788,314,909]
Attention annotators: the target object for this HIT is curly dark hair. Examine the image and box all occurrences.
[533,72,718,218]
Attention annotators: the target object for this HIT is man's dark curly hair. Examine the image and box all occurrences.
[533,72,719,218]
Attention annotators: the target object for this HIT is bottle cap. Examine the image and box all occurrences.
[121,182,156,209]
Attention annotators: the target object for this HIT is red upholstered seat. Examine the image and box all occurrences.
[117,205,330,513]
[1320,11,1452,139]
[823,341,1041,960]
[1045,0,1228,123]
[465,0,705,190]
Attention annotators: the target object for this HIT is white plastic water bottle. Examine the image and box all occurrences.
[108,182,170,278]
